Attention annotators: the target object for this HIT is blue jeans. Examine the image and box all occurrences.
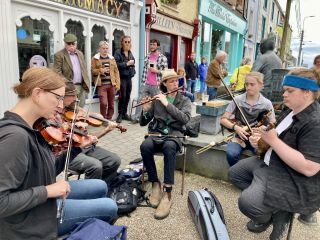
[200,80,206,93]
[226,140,255,166]
[57,179,118,236]
[187,79,197,95]
[207,87,217,100]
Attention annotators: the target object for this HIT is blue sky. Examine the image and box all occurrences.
[278,0,320,67]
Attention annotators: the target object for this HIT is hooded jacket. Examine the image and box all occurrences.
[0,111,80,239]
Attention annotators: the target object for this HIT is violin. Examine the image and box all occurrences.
[34,118,92,149]
[64,111,127,133]
[256,122,277,159]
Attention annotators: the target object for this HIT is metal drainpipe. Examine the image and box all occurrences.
[138,0,146,93]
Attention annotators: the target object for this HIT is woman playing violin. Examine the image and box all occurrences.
[0,67,117,239]
[60,83,122,185]
[229,68,320,239]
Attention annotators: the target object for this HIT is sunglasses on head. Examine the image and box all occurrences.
[66,42,76,45]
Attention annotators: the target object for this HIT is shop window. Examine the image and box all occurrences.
[91,25,108,57]
[224,32,231,70]
[179,39,186,69]
[65,19,85,56]
[112,29,125,55]
[150,31,173,68]
[210,29,223,61]
[16,16,54,80]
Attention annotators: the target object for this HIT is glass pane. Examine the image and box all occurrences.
[65,19,85,57]
[210,29,223,61]
[112,29,125,55]
[150,31,173,68]
[179,40,186,69]
[91,25,108,57]
[16,16,53,80]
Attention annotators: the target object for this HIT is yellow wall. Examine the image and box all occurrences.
[156,0,198,24]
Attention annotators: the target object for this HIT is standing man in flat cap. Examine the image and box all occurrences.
[54,33,89,107]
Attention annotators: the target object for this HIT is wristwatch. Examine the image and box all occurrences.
[232,123,237,130]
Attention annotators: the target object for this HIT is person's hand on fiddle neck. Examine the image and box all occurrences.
[79,135,98,148]
[234,125,250,140]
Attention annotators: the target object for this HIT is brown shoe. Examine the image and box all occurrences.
[149,182,161,208]
[154,192,172,220]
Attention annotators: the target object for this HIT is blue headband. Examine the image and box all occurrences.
[282,75,319,91]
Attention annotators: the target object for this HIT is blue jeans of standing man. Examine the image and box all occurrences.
[200,80,206,93]
[57,179,118,236]
[207,87,217,100]
[226,140,255,166]
[187,79,197,97]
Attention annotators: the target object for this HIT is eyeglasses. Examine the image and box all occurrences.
[66,42,76,45]
[48,91,65,102]
[124,41,131,44]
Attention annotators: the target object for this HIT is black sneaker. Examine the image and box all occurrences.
[116,114,122,123]
[123,114,131,121]
[131,118,139,124]
[270,211,293,240]
[298,212,318,226]
[247,219,272,233]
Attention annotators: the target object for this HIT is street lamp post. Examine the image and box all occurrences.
[297,16,315,66]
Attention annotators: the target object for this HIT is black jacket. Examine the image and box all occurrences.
[185,60,199,80]
[0,111,80,240]
[114,48,136,79]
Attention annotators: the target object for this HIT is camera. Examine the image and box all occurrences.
[103,63,110,68]
[150,63,154,68]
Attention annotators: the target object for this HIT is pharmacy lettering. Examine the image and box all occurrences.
[50,0,130,21]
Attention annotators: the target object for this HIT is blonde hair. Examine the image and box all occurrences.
[177,68,185,76]
[99,41,109,47]
[13,67,65,98]
[245,71,264,84]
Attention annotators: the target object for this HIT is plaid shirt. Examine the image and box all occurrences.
[141,52,168,85]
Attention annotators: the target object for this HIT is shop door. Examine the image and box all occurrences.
[14,5,59,80]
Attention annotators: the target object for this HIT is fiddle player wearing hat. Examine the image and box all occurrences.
[139,69,191,220]
[229,68,320,239]
[54,33,89,107]
[59,83,121,186]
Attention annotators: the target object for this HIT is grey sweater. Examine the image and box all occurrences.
[0,112,80,240]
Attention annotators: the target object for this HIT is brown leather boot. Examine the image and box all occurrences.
[154,191,172,220]
[149,182,162,208]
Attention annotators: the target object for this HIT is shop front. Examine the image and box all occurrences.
[150,12,195,70]
[0,0,143,116]
[197,0,247,75]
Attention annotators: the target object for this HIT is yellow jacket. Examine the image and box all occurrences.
[230,64,252,91]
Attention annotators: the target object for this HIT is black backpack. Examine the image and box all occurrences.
[108,177,145,216]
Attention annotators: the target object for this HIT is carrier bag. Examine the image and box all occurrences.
[188,188,230,240]
[67,218,127,240]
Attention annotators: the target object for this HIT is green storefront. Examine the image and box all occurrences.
[196,0,247,76]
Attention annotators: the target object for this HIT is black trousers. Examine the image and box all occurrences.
[140,137,178,185]
[118,77,132,116]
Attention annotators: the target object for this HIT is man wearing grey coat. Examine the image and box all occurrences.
[252,38,282,96]
[139,69,191,221]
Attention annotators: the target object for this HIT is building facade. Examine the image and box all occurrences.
[0,0,143,116]
[145,0,199,70]
[196,0,247,75]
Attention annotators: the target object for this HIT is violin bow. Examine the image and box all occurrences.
[84,73,101,119]
[219,73,253,133]
[57,99,80,223]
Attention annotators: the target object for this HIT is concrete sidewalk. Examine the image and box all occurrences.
[94,117,320,240]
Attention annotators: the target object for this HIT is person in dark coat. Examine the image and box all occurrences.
[139,69,191,220]
[114,35,136,123]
